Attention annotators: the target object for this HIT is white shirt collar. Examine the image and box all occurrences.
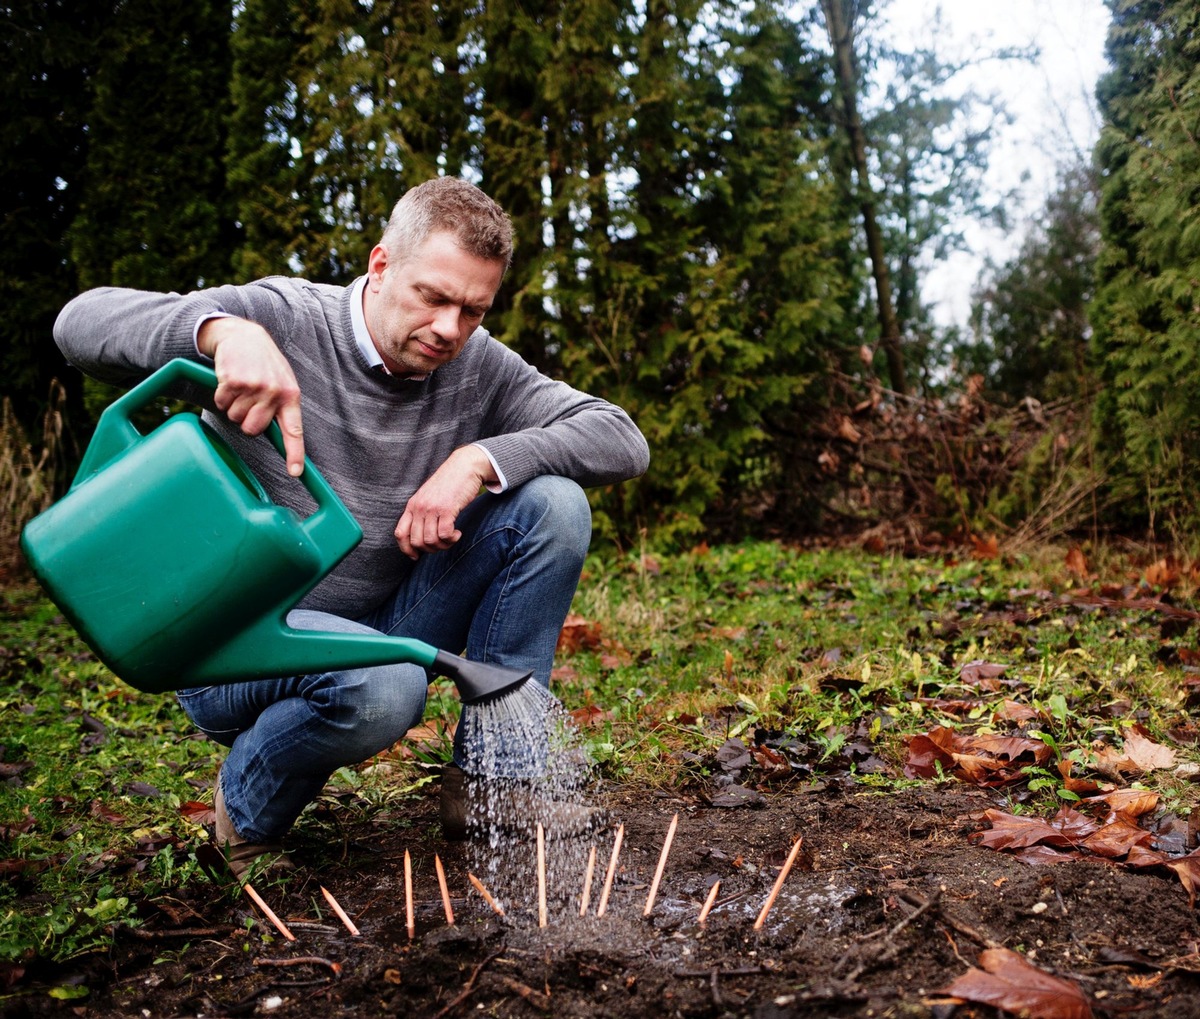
[350,276,385,371]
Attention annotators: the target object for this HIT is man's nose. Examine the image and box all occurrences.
[431,305,462,340]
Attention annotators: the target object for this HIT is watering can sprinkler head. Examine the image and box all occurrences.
[434,651,532,705]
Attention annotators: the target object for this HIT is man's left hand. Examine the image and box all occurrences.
[394,446,498,559]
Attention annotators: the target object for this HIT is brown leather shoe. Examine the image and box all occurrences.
[214,775,295,882]
[440,765,469,841]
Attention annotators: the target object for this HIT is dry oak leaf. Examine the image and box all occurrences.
[1144,557,1180,589]
[1056,759,1111,797]
[959,659,1008,686]
[557,613,604,654]
[970,534,1000,560]
[1083,787,1158,819]
[1079,816,1156,859]
[942,947,1094,1019]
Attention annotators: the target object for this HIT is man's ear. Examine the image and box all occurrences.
[366,244,390,288]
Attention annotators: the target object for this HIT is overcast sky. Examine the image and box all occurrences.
[878,0,1113,328]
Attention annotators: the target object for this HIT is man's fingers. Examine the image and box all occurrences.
[394,512,418,560]
[276,405,306,477]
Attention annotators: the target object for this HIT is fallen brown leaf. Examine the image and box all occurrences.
[959,659,1008,685]
[1064,546,1089,580]
[1121,728,1176,772]
[970,534,1000,560]
[904,726,1051,786]
[971,807,1098,851]
[1083,787,1158,819]
[1166,849,1200,907]
[942,947,1094,1019]
[557,614,604,654]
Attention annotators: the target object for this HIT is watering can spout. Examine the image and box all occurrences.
[170,619,533,704]
[432,651,533,705]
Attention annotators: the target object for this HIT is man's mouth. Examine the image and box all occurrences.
[414,338,451,359]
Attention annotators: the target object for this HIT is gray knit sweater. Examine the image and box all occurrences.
[54,278,650,617]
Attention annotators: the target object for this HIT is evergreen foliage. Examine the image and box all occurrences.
[0,1,114,433]
[68,0,235,294]
[1092,0,1200,537]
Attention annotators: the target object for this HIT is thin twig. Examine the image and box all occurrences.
[753,836,803,931]
[432,946,507,1019]
[468,872,505,916]
[579,845,597,917]
[320,886,361,937]
[596,824,624,917]
[537,822,548,928]
[253,955,341,978]
[435,854,455,926]
[404,849,415,939]
[498,975,552,1012]
[242,883,295,942]
[698,880,721,924]
[644,813,679,917]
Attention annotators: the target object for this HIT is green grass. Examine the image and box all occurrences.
[1,538,1198,970]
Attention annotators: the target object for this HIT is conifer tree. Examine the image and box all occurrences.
[1092,0,1200,534]
[0,2,118,432]
[68,0,234,292]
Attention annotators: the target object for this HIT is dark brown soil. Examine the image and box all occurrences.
[9,779,1200,1019]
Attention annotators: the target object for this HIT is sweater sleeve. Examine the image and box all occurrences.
[53,287,229,388]
[470,336,650,489]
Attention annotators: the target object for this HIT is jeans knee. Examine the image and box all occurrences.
[521,476,592,560]
[315,664,427,757]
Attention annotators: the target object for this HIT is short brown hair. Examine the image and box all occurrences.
[381,178,513,271]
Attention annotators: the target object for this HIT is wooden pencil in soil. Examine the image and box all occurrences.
[242,882,296,941]
[753,835,804,931]
[596,823,625,918]
[468,872,505,916]
[643,813,679,917]
[537,821,548,928]
[698,880,721,924]
[579,845,598,917]
[320,885,361,936]
[404,849,415,939]
[434,854,455,926]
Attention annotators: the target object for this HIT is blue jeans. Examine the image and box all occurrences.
[177,476,592,843]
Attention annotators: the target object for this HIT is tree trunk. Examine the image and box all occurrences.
[819,0,908,396]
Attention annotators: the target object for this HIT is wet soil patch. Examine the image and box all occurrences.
[9,782,1200,1018]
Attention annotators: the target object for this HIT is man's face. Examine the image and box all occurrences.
[363,230,505,376]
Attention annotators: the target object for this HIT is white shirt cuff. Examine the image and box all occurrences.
[193,311,233,359]
[472,443,509,493]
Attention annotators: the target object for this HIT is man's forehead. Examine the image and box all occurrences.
[405,232,504,300]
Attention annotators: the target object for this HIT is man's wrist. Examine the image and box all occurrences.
[469,443,507,492]
[194,312,232,359]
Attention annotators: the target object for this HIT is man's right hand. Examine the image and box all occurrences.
[197,316,306,476]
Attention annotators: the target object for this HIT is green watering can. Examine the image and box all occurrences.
[19,358,530,703]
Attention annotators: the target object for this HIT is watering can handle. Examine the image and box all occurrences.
[73,358,361,552]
